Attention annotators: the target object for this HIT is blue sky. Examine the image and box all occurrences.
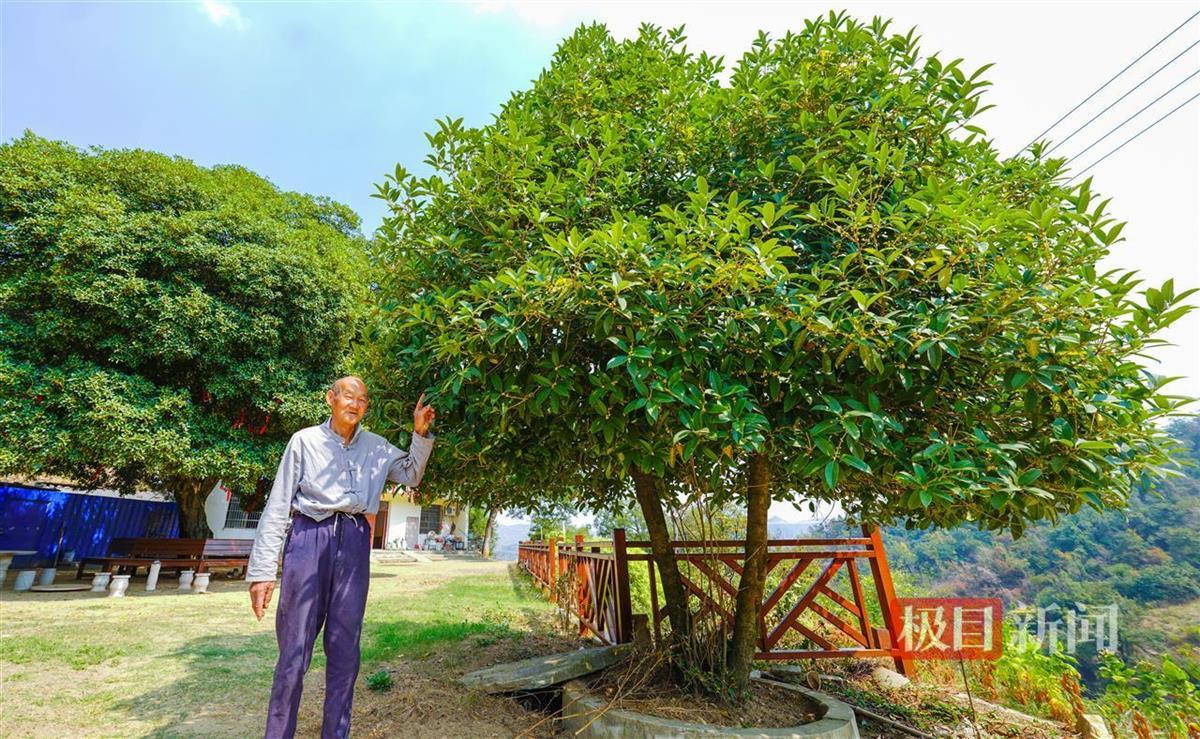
[5,1,1198,522]
[1,1,564,232]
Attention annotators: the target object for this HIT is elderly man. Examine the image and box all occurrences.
[246,376,435,739]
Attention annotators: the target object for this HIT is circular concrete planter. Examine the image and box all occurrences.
[38,567,57,586]
[560,677,860,738]
[178,570,194,590]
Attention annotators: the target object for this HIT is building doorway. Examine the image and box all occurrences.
[405,516,419,549]
[372,502,389,549]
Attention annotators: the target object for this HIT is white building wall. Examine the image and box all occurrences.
[384,499,422,548]
[382,496,468,549]
[204,484,257,540]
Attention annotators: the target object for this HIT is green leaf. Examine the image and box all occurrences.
[843,454,871,474]
[1161,657,1187,682]
[824,460,840,489]
[927,342,944,369]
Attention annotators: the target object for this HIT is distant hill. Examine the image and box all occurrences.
[766,518,819,539]
[492,521,530,560]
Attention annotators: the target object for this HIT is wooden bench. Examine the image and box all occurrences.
[76,538,253,578]
[192,539,254,573]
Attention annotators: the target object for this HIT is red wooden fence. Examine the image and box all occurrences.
[517,526,911,674]
[518,529,631,646]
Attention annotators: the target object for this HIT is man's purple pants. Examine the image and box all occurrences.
[265,512,371,739]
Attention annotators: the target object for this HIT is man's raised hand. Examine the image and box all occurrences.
[413,393,436,437]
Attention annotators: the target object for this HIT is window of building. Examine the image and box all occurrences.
[224,495,262,530]
[419,504,442,534]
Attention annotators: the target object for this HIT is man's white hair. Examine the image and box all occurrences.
[330,376,368,394]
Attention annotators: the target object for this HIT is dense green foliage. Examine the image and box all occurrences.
[0,133,366,534]
[1096,650,1200,736]
[973,637,1199,736]
[365,14,1191,535]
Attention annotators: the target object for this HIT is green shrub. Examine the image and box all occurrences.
[1097,652,1200,736]
[365,669,394,692]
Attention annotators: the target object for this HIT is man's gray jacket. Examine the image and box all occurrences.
[245,419,434,582]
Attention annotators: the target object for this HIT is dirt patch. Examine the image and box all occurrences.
[581,655,822,729]
[299,626,587,738]
[768,667,1067,739]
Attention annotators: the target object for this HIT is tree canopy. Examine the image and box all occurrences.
[0,132,367,535]
[366,15,1192,534]
[362,14,1195,695]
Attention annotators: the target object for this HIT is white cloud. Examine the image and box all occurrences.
[200,0,246,30]
[467,0,581,32]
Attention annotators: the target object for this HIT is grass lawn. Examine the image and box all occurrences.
[0,559,582,737]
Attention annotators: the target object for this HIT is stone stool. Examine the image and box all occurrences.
[145,561,161,592]
[192,572,211,594]
[13,569,37,591]
[90,572,111,593]
[108,574,131,597]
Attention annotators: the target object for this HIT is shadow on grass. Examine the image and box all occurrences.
[110,631,279,737]
[362,570,549,664]
[102,567,560,736]
[106,617,526,736]
[506,562,552,623]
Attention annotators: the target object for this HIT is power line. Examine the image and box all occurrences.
[1064,68,1200,165]
[1067,88,1200,183]
[1021,8,1200,152]
[1045,38,1200,156]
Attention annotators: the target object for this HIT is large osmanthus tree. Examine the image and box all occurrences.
[364,15,1192,695]
[0,133,367,537]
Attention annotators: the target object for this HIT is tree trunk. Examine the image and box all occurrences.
[171,478,215,539]
[728,452,771,696]
[631,469,690,645]
[481,506,499,558]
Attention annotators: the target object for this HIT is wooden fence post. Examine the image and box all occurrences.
[863,525,914,676]
[575,534,587,637]
[548,537,558,596]
[612,528,634,644]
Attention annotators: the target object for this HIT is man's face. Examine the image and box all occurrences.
[327,379,369,427]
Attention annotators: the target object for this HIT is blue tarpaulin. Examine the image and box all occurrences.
[0,485,179,567]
